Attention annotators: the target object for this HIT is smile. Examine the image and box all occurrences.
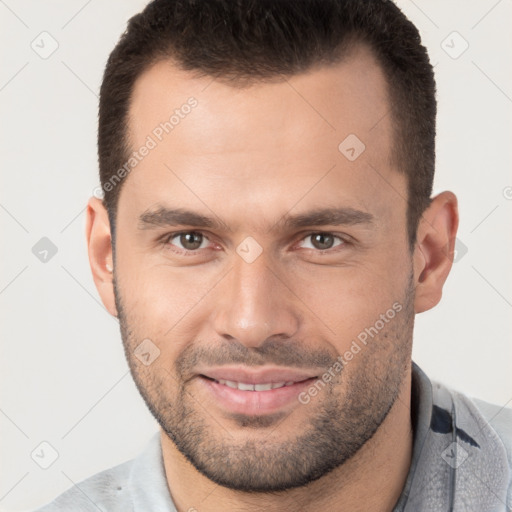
[198,374,318,415]
[213,379,297,391]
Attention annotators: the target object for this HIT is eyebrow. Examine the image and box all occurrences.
[275,207,374,231]
[138,206,374,233]
[139,207,230,231]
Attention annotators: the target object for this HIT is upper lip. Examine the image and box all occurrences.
[197,366,319,384]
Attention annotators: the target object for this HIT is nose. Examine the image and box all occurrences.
[211,252,301,348]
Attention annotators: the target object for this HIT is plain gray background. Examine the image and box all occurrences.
[1,1,511,510]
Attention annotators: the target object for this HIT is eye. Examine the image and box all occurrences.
[165,231,210,251]
[298,232,345,251]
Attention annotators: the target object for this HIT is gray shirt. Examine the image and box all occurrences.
[35,363,512,511]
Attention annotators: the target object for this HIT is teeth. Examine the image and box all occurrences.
[237,382,255,391]
[216,379,294,391]
[255,383,273,391]
[221,380,239,389]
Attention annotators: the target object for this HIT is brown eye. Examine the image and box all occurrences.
[180,232,203,250]
[310,233,335,250]
[168,231,207,251]
[298,232,345,251]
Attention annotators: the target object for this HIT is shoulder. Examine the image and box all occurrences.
[452,388,512,465]
[32,432,172,512]
[432,379,512,510]
[470,396,512,474]
[33,459,134,512]
[466,395,512,510]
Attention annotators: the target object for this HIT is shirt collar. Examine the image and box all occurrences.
[128,431,177,512]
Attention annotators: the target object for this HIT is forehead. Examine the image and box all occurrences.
[121,45,404,232]
[128,45,391,151]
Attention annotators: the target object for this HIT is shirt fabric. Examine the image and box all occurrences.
[35,362,512,511]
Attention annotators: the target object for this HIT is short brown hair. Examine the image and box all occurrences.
[98,0,436,247]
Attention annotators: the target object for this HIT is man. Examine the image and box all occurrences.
[36,0,511,511]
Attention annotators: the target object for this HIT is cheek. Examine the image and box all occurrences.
[289,257,410,349]
[118,249,199,317]
[117,264,216,360]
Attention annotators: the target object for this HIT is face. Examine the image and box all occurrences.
[109,46,418,491]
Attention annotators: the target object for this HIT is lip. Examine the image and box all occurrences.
[195,366,319,416]
[196,366,319,385]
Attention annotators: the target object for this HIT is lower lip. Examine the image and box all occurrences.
[197,375,317,416]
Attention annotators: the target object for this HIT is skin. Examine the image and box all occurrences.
[86,45,458,512]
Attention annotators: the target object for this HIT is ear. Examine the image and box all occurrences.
[413,191,459,314]
[85,197,118,317]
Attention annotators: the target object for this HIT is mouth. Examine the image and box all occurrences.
[197,374,319,416]
[200,374,314,391]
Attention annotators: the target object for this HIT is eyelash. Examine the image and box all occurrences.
[160,230,350,255]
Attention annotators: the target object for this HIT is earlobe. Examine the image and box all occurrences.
[85,197,118,317]
[413,191,459,314]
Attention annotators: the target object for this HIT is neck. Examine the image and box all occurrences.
[161,370,413,512]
